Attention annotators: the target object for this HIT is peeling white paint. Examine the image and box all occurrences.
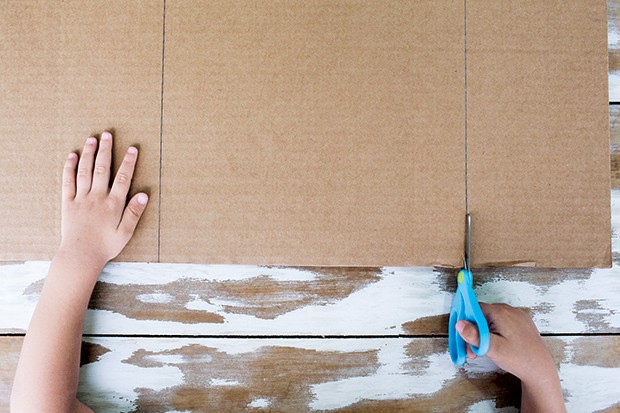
[476,266,620,333]
[561,364,620,412]
[136,292,175,304]
[309,342,458,410]
[247,398,271,408]
[146,353,196,365]
[3,258,620,335]
[185,294,223,312]
[609,27,620,46]
[612,189,620,251]
[0,261,48,331]
[462,356,500,376]
[78,338,185,413]
[210,297,253,308]
[210,378,241,386]
[98,263,321,285]
[466,400,518,413]
[71,337,620,412]
[610,72,620,102]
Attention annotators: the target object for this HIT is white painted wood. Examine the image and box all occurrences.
[70,336,618,412]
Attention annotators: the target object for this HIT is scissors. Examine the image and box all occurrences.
[448,213,490,366]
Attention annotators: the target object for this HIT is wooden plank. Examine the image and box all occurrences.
[2,244,619,336]
[0,337,22,409]
[1,336,619,412]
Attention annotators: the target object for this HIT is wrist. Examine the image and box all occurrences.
[36,250,106,311]
[51,249,107,289]
[519,361,561,390]
[54,247,108,271]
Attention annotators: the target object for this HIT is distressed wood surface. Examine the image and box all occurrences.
[1,253,620,336]
[1,336,619,412]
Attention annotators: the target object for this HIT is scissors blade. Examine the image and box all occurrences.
[465,213,471,271]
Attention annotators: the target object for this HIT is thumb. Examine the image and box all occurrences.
[456,320,480,347]
[118,193,149,237]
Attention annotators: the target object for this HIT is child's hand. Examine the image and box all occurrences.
[456,302,566,412]
[58,131,148,267]
[456,303,553,383]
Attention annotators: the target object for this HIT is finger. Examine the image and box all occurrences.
[76,137,98,195]
[118,193,149,238]
[62,152,78,201]
[479,302,497,325]
[91,131,113,193]
[466,343,477,361]
[110,146,138,201]
[456,320,480,347]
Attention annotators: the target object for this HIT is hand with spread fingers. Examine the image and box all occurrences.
[60,131,148,268]
[456,302,566,413]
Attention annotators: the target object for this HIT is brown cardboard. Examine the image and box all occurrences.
[0,1,163,262]
[467,0,611,267]
[0,1,611,268]
[160,0,466,266]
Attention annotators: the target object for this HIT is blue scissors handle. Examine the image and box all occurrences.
[448,269,490,366]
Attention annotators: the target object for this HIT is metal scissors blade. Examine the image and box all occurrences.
[448,213,490,366]
[465,213,471,271]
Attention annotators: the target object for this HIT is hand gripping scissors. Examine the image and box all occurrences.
[448,213,490,366]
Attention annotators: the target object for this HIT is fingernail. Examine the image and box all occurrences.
[455,320,465,334]
[127,146,138,155]
[86,137,96,145]
[67,152,77,160]
[101,131,111,140]
[137,193,148,205]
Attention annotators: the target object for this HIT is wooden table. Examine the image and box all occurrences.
[2,4,620,412]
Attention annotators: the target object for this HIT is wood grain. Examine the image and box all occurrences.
[1,336,618,412]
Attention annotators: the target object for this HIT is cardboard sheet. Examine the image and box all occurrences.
[160,0,466,266]
[467,1,611,267]
[0,1,163,261]
[0,1,611,267]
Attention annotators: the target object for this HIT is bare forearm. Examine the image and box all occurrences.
[520,369,566,413]
[11,252,102,412]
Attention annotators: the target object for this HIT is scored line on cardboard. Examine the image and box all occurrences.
[157,0,167,263]
[464,0,469,214]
